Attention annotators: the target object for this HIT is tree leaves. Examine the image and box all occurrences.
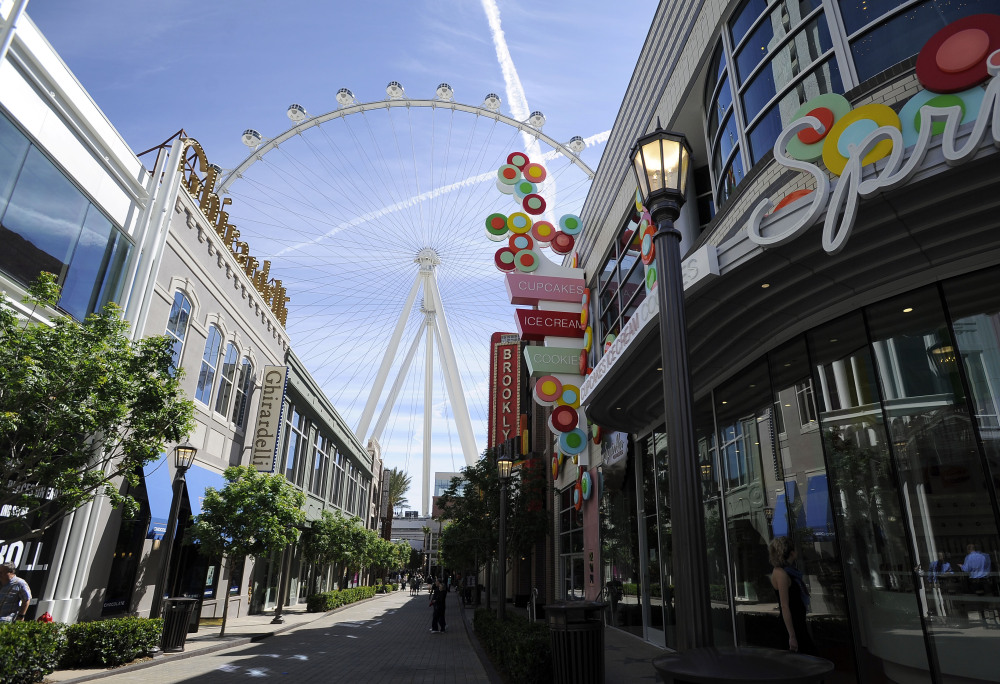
[0,274,195,543]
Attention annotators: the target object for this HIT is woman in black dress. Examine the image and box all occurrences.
[768,536,813,654]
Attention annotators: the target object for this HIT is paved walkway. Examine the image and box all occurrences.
[45,590,666,684]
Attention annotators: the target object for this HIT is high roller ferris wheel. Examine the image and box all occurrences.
[216,82,596,515]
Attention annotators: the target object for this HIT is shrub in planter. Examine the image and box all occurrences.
[473,608,551,684]
[306,586,377,612]
[0,621,66,684]
[60,616,162,668]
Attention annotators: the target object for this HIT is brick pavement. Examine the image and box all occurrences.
[49,590,489,684]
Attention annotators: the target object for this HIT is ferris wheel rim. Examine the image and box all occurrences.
[217,97,595,194]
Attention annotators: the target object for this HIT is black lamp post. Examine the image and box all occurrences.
[631,124,712,650]
[496,444,514,620]
[150,441,197,619]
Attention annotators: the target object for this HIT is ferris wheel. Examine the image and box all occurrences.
[217,82,596,514]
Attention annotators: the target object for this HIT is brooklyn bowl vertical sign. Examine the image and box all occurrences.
[488,333,521,450]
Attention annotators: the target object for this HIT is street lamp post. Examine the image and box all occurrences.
[630,123,712,650]
[150,441,197,619]
[496,443,514,620]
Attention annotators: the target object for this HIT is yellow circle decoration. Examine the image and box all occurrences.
[507,212,533,234]
[583,325,593,352]
[821,104,900,176]
[557,384,581,408]
[580,306,589,327]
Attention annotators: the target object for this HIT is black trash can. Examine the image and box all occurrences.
[652,647,834,684]
[161,598,199,652]
[547,601,606,684]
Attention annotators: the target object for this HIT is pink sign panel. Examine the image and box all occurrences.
[506,273,586,305]
[516,309,585,341]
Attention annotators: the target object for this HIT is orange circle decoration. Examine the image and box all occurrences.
[916,15,1000,93]
[509,233,534,252]
[497,164,522,185]
[514,249,540,272]
[573,481,583,511]
[583,325,593,353]
[578,349,588,375]
[494,247,517,272]
[591,424,603,445]
[770,188,814,214]
[784,94,851,162]
[551,405,579,432]
[581,287,590,310]
[641,230,655,265]
[531,220,555,243]
[821,104,900,177]
[550,231,575,255]
[552,455,560,480]
[523,193,546,216]
[535,375,563,403]
[507,152,529,169]
[507,212,533,234]
[523,162,547,183]
[559,214,583,235]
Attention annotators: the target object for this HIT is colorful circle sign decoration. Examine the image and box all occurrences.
[578,348,588,375]
[509,233,534,251]
[494,247,517,271]
[581,471,593,500]
[531,220,555,242]
[497,164,521,185]
[507,212,532,234]
[523,162,547,183]
[534,375,563,404]
[561,428,587,455]
[645,263,657,290]
[898,86,985,147]
[559,214,583,235]
[507,152,529,169]
[916,14,1000,93]
[583,325,593,352]
[557,384,580,408]
[573,481,583,511]
[514,249,539,272]
[821,103,901,176]
[485,212,509,240]
[784,93,851,162]
[552,455,560,480]
[550,231,575,255]
[523,193,546,215]
[551,404,579,432]
[641,229,656,265]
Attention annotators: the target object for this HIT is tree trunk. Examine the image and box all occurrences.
[219,555,239,638]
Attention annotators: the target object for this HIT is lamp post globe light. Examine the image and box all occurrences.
[149,441,197,620]
[496,445,514,620]
[630,124,712,650]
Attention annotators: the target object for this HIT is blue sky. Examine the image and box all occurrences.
[27,0,655,512]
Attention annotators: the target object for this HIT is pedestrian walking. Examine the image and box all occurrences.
[429,579,447,633]
[0,563,31,622]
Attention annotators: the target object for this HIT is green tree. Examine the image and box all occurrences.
[186,466,306,636]
[0,273,195,544]
[438,451,547,582]
[302,510,372,588]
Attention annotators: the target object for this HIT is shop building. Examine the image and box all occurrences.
[0,6,374,624]
[575,2,1000,682]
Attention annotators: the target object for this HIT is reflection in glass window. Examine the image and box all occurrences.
[195,325,223,404]
[729,0,769,46]
[741,16,834,124]
[214,342,239,416]
[601,451,642,636]
[849,0,998,82]
[747,58,843,163]
[165,291,192,370]
[0,114,30,218]
[735,0,825,81]
[595,210,644,364]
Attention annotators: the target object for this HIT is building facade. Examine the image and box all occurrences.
[574,2,1000,683]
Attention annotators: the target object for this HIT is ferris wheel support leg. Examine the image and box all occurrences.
[355,274,423,441]
[423,313,435,517]
[371,324,425,442]
[426,273,479,466]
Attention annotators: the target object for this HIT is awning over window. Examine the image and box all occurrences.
[806,474,834,538]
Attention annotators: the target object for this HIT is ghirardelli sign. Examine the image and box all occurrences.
[251,365,288,472]
[488,333,521,449]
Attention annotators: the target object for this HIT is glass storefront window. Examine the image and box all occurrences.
[601,441,643,637]
[644,432,676,649]
[559,488,585,599]
[867,286,1000,681]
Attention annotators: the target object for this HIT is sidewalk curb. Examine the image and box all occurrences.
[46,593,395,684]
[458,602,505,684]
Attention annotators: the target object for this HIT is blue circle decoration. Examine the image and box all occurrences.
[560,428,588,455]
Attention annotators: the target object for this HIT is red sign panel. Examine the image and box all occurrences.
[488,332,521,449]
[515,309,585,341]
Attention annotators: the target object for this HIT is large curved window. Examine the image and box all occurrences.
[195,324,223,404]
[705,43,745,208]
[165,291,192,371]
